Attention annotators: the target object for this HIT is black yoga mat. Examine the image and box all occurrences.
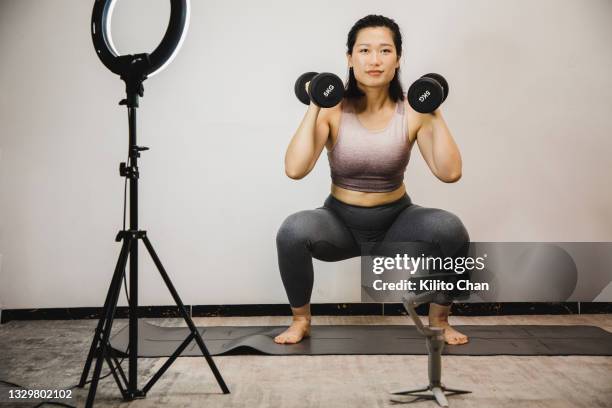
[109,320,612,357]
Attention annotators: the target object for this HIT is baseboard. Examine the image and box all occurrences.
[1,302,611,324]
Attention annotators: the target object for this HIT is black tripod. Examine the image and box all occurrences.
[77,54,230,408]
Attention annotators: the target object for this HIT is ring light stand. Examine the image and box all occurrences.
[78,1,229,407]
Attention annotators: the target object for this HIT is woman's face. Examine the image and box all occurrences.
[348,26,400,90]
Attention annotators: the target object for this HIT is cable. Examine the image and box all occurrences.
[0,355,126,408]
[120,107,132,306]
[0,379,23,388]
[122,143,131,306]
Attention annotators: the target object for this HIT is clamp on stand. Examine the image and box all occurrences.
[389,292,471,407]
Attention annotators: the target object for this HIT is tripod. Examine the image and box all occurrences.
[77,54,230,407]
[390,293,471,407]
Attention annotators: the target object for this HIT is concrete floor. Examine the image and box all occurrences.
[1,314,611,408]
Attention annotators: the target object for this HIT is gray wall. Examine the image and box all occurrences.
[1,0,611,309]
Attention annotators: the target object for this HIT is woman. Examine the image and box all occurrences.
[275,15,469,345]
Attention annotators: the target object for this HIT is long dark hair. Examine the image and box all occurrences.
[345,15,404,102]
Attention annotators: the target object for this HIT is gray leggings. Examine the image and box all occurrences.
[276,194,470,308]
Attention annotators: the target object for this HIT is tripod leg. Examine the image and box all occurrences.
[79,239,131,387]
[390,386,430,395]
[142,236,230,394]
[389,394,431,404]
[432,386,449,407]
[85,238,132,408]
[441,387,472,395]
[103,353,128,399]
[143,332,196,394]
[111,352,129,390]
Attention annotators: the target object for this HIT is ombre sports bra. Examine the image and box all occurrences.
[327,98,411,192]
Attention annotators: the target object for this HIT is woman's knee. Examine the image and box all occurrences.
[408,208,469,257]
[432,210,470,243]
[276,211,315,249]
[430,210,470,260]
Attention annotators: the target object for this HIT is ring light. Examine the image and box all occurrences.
[91,0,190,78]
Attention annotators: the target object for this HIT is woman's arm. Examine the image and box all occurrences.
[284,104,331,179]
[415,109,462,183]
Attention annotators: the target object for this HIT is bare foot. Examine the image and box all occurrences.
[274,318,311,344]
[428,303,469,345]
[429,320,469,345]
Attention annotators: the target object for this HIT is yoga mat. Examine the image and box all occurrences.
[108,321,612,356]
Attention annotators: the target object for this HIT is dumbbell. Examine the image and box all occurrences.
[294,72,344,108]
[407,73,449,113]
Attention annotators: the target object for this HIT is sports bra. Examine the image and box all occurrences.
[327,98,411,192]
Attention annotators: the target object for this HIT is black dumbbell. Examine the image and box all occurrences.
[407,73,449,113]
[294,72,344,108]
